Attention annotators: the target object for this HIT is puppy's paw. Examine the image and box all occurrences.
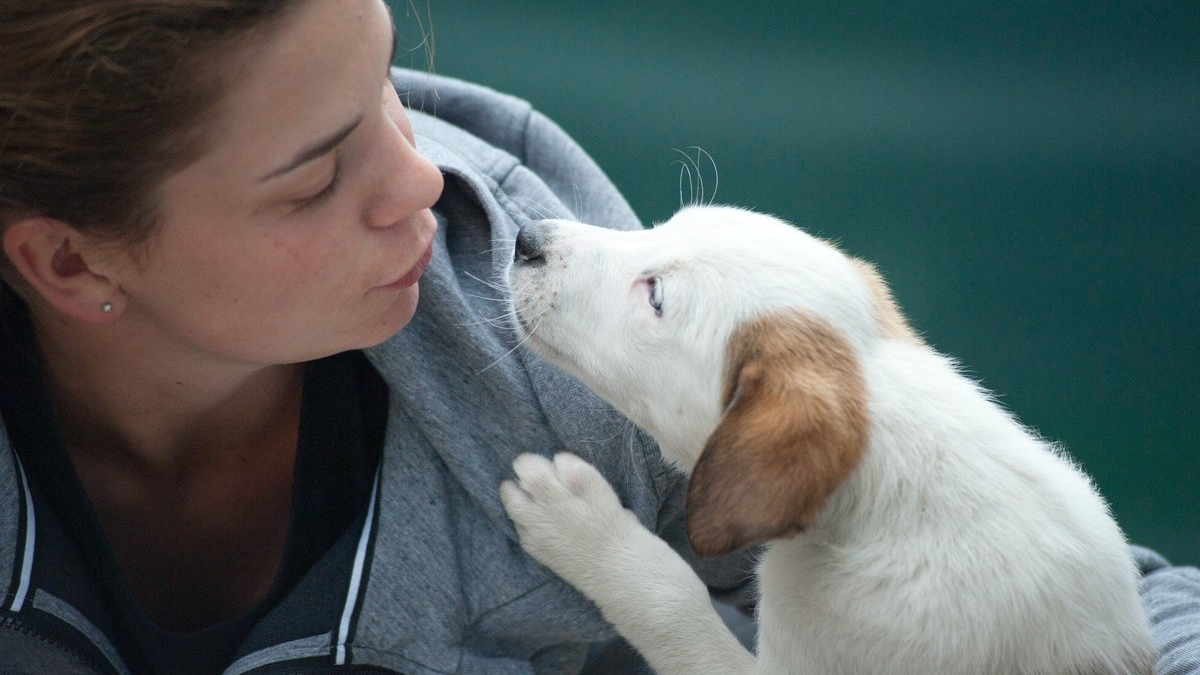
[500,452,633,575]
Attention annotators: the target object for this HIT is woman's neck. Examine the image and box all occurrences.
[29,302,305,479]
[26,302,307,629]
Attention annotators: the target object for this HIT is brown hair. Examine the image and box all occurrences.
[0,0,303,283]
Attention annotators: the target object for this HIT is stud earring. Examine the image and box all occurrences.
[101,302,113,313]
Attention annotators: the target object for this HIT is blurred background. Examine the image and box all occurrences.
[385,0,1199,563]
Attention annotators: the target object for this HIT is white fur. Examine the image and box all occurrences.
[499,206,1154,675]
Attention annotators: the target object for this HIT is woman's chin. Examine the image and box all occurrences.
[359,283,421,347]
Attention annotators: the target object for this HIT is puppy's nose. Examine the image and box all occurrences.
[514,222,549,265]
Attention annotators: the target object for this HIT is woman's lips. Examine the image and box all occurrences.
[381,242,434,290]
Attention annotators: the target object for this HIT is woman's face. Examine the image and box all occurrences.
[107,0,443,366]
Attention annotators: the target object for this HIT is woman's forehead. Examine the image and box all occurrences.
[196,0,393,174]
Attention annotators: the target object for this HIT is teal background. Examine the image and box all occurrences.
[387,1,1198,563]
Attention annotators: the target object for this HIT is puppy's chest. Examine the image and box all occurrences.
[753,531,912,615]
[752,545,927,675]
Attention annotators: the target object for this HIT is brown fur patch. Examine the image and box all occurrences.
[849,258,922,345]
[685,310,869,556]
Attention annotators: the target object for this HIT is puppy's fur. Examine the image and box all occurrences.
[500,206,1154,675]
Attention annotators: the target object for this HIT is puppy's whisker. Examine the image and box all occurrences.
[672,147,719,207]
[693,146,719,205]
[685,147,705,205]
[507,196,564,223]
[462,292,509,304]
[572,180,584,220]
[624,423,646,463]
[506,303,553,330]
[481,238,517,258]
[674,149,698,206]
[463,271,508,293]
[452,314,511,329]
[675,158,695,209]
[475,316,542,376]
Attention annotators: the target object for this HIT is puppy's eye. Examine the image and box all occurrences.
[648,276,664,316]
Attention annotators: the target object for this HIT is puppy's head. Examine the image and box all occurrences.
[505,206,915,555]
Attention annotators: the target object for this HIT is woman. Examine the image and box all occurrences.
[0,1,750,672]
[0,1,1195,674]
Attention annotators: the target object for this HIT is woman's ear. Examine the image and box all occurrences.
[684,311,869,557]
[2,216,123,322]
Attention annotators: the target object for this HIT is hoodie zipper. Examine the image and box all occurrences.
[1,615,110,674]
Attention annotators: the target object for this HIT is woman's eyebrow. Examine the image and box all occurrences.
[259,113,363,182]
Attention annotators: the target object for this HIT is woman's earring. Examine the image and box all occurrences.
[101,302,113,313]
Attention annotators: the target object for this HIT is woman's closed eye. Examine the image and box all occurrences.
[292,157,341,209]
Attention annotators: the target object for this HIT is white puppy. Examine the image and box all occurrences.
[499,206,1154,675]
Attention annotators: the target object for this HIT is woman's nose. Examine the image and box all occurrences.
[364,112,444,229]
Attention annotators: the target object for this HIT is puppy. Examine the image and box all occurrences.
[499,206,1155,675]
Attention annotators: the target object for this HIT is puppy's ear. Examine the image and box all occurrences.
[685,311,868,556]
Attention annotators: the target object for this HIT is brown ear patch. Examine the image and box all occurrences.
[685,311,869,556]
[848,258,921,345]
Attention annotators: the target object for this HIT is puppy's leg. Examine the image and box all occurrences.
[501,452,756,675]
